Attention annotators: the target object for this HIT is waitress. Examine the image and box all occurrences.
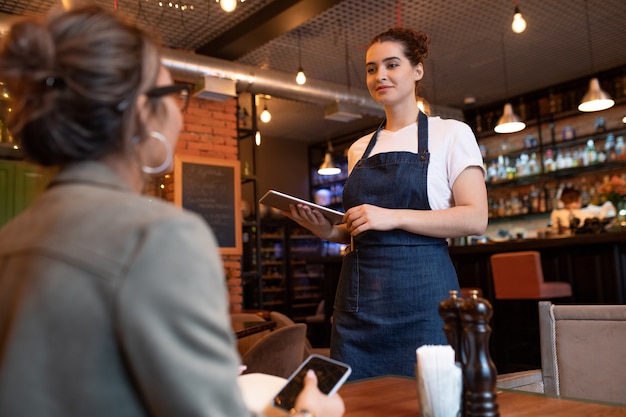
[286,27,487,379]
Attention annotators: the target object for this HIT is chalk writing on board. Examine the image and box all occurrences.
[181,161,236,248]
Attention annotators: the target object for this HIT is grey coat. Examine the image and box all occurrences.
[0,161,251,417]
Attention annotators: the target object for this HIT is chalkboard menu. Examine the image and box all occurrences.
[174,155,241,255]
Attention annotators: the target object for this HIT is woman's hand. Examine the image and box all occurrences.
[283,204,335,240]
[293,370,345,417]
[344,204,396,236]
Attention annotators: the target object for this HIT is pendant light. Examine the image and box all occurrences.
[494,35,525,134]
[295,31,306,85]
[511,1,527,34]
[495,103,525,133]
[255,130,261,146]
[578,0,614,112]
[318,141,341,176]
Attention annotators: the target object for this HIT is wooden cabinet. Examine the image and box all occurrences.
[288,226,323,320]
[242,218,325,319]
[466,65,626,221]
[478,102,626,220]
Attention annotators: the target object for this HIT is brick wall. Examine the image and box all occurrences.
[161,96,243,313]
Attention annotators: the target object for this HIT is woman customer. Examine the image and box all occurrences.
[286,27,487,379]
[0,5,343,417]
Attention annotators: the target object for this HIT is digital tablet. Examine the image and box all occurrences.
[259,190,344,224]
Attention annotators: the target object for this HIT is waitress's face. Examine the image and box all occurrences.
[365,40,423,107]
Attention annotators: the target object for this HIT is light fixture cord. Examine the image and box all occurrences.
[298,30,302,68]
[583,0,595,73]
[344,26,351,91]
[500,34,510,97]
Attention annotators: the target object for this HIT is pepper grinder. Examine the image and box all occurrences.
[438,290,464,364]
[438,290,466,416]
[459,290,499,417]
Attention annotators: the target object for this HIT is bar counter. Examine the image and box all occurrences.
[450,228,626,305]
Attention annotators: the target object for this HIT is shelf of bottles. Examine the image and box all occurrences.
[486,124,626,220]
[485,126,626,186]
[259,221,287,311]
[289,225,324,319]
[309,157,349,212]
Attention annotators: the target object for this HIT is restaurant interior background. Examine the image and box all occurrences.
[1,0,626,370]
[0,0,625,215]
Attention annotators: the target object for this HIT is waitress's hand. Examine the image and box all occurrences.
[345,204,395,235]
[284,204,335,240]
[294,370,345,417]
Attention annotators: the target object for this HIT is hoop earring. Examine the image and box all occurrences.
[141,131,173,175]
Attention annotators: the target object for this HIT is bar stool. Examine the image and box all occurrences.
[489,251,572,373]
[489,251,572,300]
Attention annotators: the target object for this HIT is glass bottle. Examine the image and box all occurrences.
[586,139,597,165]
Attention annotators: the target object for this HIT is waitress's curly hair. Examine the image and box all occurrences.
[0,4,161,166]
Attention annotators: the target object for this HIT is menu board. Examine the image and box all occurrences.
[174,155,241,255]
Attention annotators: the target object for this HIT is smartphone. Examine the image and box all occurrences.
[272,354,351,411]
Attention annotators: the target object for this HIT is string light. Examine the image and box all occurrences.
[145,0,194,11]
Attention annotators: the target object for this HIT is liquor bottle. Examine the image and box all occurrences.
[459,290,499,417]
[586,139,598,165]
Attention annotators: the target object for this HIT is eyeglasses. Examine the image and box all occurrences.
[145,84,190,112]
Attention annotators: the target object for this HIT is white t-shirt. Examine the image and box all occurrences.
[347,115,485,210]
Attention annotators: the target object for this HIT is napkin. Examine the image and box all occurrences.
[416,345,463,417]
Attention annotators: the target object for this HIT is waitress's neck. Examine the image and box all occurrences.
[383,102,420,132]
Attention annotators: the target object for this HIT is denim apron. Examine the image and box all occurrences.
[331,111,460,379]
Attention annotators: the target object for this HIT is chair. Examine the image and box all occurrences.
[241,323,307,379]
[498,301,626,405]
[269,311,330,359]
[489,251,572,300]
[489,251,572,372]
[231,313,270,357]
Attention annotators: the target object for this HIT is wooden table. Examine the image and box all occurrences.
[232,320,276,339]
[339,376,626,417]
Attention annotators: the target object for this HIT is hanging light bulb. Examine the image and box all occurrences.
[295,31,306,85]
[511,5,527,33]
[318,142,341,176]
[494,103,526,133]
[296,67,306,85]
[578,77,615,112]
[255,130,261,146]
[260,104,271,123]
[220,0,237,12]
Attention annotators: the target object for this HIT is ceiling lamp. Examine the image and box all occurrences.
[495,103,526,133]
[295,31,306,85]
[318,141,341,176]
[578,78,615,112]
[511,1,527,33]
[219,0,237,12]
[495,36,525,134]
[578,0,614,112]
